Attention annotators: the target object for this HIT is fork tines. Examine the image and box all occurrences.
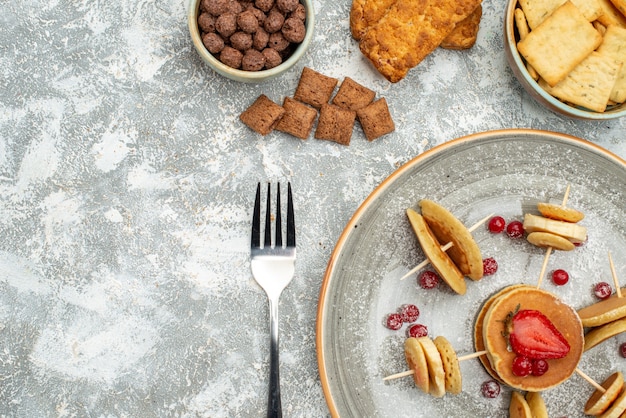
[251,182,295,249]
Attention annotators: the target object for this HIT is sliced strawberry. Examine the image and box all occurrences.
[507,309,570,359]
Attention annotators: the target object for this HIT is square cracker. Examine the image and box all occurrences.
[597,0,626,28]
[596,25,626,103]
[539,51,622,112]
[519,0,602,29]
[239,95,285,136]
[517,1,603,87]
[314,104,356,146]
[275,97,318,139]
[358,0,481,83]
[610,0,626,18]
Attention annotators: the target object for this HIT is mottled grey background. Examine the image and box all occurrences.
[0,0,625,416]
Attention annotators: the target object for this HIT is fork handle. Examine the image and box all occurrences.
[268,297,282,418]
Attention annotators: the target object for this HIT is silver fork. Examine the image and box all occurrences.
[251,182,296,418]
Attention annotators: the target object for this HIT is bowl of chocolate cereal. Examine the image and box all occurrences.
[504,0,626,120]
[189,0,314,83]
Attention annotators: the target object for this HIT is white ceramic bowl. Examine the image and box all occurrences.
[188,0,314,83]
[504,0,626,120]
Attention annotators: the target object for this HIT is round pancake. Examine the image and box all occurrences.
[482,287,584,391]
[474,284,526,382]
[433,335,462,394]
[404,337,429,393]
[406,208,466,295]
[509,391,532,418]
[420,199,483,280]
[584,371,624,415]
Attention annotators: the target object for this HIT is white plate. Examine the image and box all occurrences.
[317,129,626,417]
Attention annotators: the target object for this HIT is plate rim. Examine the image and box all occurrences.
[315,128,626,417]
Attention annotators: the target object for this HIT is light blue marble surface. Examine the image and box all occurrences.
[1,0,625,416]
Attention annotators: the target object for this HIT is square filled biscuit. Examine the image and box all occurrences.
[314,103,356,145]
[517,1,603,86]
[275,97,318,139]
[239,94,285,135]
[356,98,395,141]
[294,67,339,109]
[332,77,376,111]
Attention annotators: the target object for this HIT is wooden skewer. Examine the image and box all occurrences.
[536,186,571,289]
[561,184,571,207]
[576,368,606,393]
[383,350,488,381]
[400,213,494,281]
[536,247,553,289]
[608,251,622,299]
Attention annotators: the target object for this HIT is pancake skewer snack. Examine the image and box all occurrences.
[400,212,492,281]
[404,200,490,295]
[582,252,626,352]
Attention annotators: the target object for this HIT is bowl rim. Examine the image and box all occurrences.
[504,0,626,120]
[188,0,315,82]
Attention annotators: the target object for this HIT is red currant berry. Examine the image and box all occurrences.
[488,216,506,233]
[419,270,440,289]
[483,257,498,276]
[481,380,501,398]
[531,359,549,376]
[406,323,428,338]
[551,269,569,286]
[620,342,626,358]
[512,355,532,377]
[506,220,525,239]
[400,304,420,323]
[594,282,613,300]
[385,313,403,330]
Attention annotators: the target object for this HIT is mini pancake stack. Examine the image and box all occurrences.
[523,201,587,251]
[391,194,626,415]
[406,199,484,295]
[474,285,584,392]
[404,336,462,398]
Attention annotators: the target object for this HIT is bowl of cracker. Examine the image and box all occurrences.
[504,0,626,119]
[188,0,315,83]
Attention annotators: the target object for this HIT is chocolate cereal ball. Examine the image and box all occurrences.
[276,0,299,13]
[237,10,259,33]
[262,48,282,69]
[264,8,285,33]
[204,0,229,16]
[202,32,225,54]
[268,32,289,51]
[215,12,238,37]
[246,5,266,25]
[281,17,305,43]
[253,27,270,50]
[219,46,243,68]
[230,31,253,51]
[290,3,306,21]
[242,49,266,71]
[255,0,274,12]
[226,0,243,14]
[198,12,216,33]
